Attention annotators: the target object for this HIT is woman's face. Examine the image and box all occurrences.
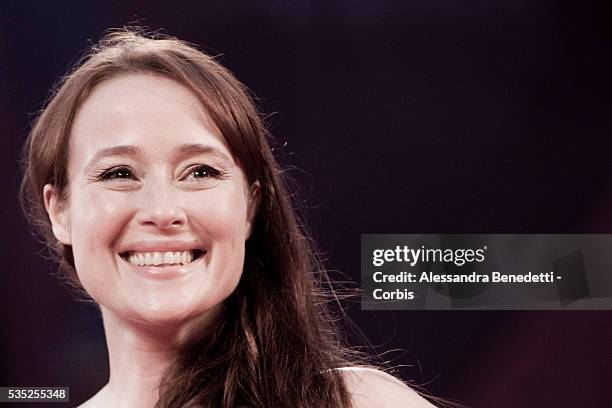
[45,73,255,327]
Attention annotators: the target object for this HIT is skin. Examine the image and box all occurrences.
[44,73,434,407]
[340,368,437,408]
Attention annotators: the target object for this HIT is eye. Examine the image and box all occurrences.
[97,166,136,181]
[185,164,222,180]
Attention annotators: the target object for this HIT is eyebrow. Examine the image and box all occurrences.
[176,143,233,164]
[85,143,233,172]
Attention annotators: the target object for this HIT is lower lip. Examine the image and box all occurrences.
[119,253,205,280]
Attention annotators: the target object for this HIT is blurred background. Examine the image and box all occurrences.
[1,1,611,407]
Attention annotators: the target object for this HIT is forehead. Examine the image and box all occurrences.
[69,73,231,166]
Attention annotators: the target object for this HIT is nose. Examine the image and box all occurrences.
[135,180,187,230]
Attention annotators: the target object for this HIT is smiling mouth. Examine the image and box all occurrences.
[120,250,204,267]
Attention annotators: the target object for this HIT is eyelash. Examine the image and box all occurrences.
[97,166,135,181]
[95,165,225,182]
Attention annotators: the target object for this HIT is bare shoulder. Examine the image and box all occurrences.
[338,367,436,408]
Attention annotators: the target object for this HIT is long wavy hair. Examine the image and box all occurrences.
[20,28,359,407]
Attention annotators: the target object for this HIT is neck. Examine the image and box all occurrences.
[91,307,216,408]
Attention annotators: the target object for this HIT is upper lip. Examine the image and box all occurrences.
[118,239,205,255]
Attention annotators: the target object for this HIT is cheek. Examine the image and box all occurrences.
[72,190,132,245]
[69,191,133,294]
[191,189,250,290]
[193,186,250,241]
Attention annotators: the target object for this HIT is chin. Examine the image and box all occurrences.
[128,295,222,330]
[127,300,196,326]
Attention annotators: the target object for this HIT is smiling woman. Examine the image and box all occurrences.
[20,28,435,408]
[44,73,253,329]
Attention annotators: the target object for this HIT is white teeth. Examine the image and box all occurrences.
[152,252,163,265]
[124,250,196,266]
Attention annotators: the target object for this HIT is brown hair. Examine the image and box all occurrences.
[20,28,360,407]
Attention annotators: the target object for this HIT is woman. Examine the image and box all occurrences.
[20,28,434,407]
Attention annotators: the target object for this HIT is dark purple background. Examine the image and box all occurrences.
[2,1,611,407]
